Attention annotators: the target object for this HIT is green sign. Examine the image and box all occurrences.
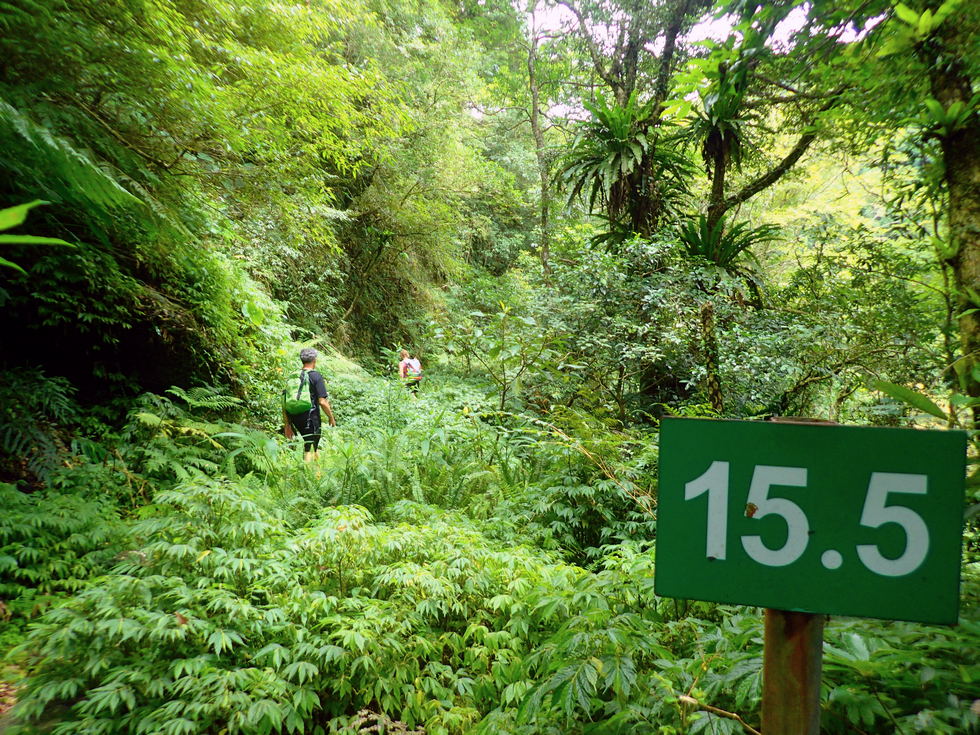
[655,418,966,624]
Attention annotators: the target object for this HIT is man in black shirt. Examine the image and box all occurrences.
[283,348,336,461]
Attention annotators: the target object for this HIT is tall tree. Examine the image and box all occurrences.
[554,0,709,235]
[912,2,980,416]
[829,0,980,420]
[526,1,560,275]
[558,0,710,105]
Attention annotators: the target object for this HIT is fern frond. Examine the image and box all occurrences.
[0,101,142,223]
[0,368,79,484]
[166,385,242,410]
[134,412,165,428]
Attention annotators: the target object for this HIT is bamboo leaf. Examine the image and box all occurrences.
[0,255,27,274]
[917,8,933,36]
[0,234,73,246]
[893,3,919,26]
[872,380,947,419]
[0,200,47,230]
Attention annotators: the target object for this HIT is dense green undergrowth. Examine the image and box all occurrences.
[2,360,977,735]
[2,0,979,730]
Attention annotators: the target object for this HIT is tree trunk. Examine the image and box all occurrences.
[701,302,723,413]
[706,144,728,230]
[924,20,980,423]
[653,0,709,106]
[941,125,980,418]
[615,362,627,424]
[527,31,551,277]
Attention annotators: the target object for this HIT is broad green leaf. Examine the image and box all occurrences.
[873,380,947,419]
[0,235,73,246]
[949,357,973,391]
[241,300,264,326]
[932,235,958,259]
[933,0,964,26]
[917,8,933,36]
[876,31,915,57]
[893,3,919,26]
[0,200,46,231]
[949,393,980,408]
[0,255,27,274]
[924,98,945,122]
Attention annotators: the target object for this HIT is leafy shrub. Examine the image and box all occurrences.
[291,361,531,518]
[493,414,657,565]
[0,483,126,626]
[488,550,980,735]
[6,367,978,735]
[9,482,578,735]
[0,369,78,486]
[821,594,980,734]
[120,386,283,485]
[11,478,301,735]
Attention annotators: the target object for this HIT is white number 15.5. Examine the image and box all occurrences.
[684,462,930,576]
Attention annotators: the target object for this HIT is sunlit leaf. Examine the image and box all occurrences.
[872,380,947,419]
[0,200,47,230]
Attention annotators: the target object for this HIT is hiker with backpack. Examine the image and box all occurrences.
[282,347,336,461]
[398,349,423,394]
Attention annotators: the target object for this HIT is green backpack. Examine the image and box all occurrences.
[282,369,313,415]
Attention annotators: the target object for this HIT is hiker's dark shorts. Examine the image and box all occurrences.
[289,410,321,452]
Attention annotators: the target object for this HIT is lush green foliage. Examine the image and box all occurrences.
[677,216,777,274]
[3,0,980,732]
[0,200,72,275]
[2,365,977,734]
[0,484,126,628]
[558,94,693,234]
[0,0,536,391]
[0,370,81,486]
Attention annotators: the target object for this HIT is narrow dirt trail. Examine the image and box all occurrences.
[0,680,16,718]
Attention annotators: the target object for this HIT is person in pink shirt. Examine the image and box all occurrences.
[398,349,423,394]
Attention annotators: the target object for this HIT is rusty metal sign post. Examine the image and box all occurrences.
[655,417,966,733]
[761,418,828,735]
[762,609,823,734]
